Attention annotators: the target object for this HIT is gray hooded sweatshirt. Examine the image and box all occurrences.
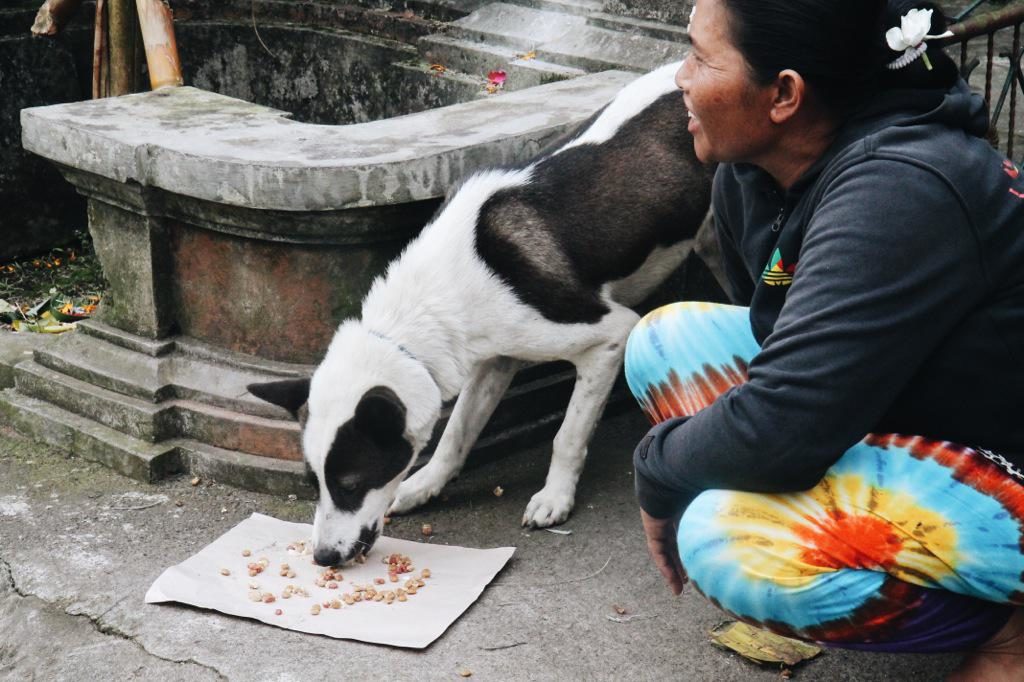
[635,79,1024,519]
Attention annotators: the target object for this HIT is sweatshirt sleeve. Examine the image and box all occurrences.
[634,158,987,518]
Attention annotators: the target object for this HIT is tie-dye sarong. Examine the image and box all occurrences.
[624,301,1024,652]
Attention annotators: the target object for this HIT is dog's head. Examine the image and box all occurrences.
[248,324,441,566]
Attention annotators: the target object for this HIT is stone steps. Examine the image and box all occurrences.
[0,389,180,483]
[506,0,603,17]
[438,2,684,74]
[14,359,168,443]
[536,24,684,72]
[447,3,586,50]
[0,387,313,496]
[33,327,288,418]
[586,12,689,43]
[418,34,587,91]
[13,359,304,459]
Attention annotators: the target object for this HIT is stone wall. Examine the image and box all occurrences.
[0,5,91,262]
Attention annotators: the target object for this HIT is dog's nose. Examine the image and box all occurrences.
[313,547,342,567]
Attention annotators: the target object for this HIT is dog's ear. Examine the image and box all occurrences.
[354,386,406,446]
[247,378,311,418]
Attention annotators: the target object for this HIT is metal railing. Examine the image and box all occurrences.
[941,1,1024,161]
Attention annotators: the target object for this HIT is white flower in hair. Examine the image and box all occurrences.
[884,8,954,71]
[885,8,934,52]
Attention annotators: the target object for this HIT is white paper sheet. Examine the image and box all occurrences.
[145,513,515,648]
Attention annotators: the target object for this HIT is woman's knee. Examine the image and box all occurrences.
[675,489,731,572]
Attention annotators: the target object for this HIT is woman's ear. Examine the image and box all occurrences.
[770,69,806,125]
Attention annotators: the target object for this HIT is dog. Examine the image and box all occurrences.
[248,60,713,567]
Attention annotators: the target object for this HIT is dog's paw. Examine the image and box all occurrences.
[388,470,444,515]
[522,486,574,528]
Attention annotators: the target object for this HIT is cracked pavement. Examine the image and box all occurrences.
[0,414,960,681]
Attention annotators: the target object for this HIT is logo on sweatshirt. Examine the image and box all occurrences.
[761,248,797,287]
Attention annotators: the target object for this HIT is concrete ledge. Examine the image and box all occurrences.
[21,72,636,213]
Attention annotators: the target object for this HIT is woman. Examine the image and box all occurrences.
[625,0,1024,678]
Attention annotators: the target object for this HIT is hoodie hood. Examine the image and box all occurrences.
[786,78,990,194]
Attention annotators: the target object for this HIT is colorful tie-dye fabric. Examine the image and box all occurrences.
[624,302,1024,652]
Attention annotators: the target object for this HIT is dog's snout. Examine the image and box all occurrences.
[313,547,342,567]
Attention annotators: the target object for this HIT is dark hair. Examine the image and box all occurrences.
[719,0,959,115]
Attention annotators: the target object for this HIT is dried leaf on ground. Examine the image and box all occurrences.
[709,621,821,667]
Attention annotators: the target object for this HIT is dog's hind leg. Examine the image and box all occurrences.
[523,304,640,527]
[389,356,524,515]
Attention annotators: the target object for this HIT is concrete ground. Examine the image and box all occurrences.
[0,405,962,681]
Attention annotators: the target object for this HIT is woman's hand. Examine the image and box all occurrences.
[640,508,688,595]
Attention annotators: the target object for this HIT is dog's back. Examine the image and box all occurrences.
[365,61,712,340]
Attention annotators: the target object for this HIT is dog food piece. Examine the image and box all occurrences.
[328,581,338,590]
[494,486,504,497]
[286,540,313,557]
[258,558,270,568]
[287,570,296,579]
[274,608,283,616]
[421,523,433,537]
[249,580,260,590]
[247,590,262,602]
[389,573,398,583]
[343,595,354,605]
[262,592,276,604]
[374,577,385,585]
[353,593,363,603]
[281,563,290,571]
[383,516,392,526]
[373,593,384,602]
[331,599,342,609]
[310,604,321,615]
[397,593,407,602]
[220,568,230,576]
[421,569,431,579]
[242,549,252,557]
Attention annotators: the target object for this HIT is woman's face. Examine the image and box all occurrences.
[676,0,776,164]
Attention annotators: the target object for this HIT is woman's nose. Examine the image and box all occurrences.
[675,58,691,92]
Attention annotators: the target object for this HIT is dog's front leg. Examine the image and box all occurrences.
[523,306,640,527]
[389,356,524,515]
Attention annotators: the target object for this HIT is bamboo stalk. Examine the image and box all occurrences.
[135,0,183,89]
[108,0,138,96]
[92,0,107,99]
[30,0,84,37]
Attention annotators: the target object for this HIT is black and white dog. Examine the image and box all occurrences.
[248,61,712,567]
